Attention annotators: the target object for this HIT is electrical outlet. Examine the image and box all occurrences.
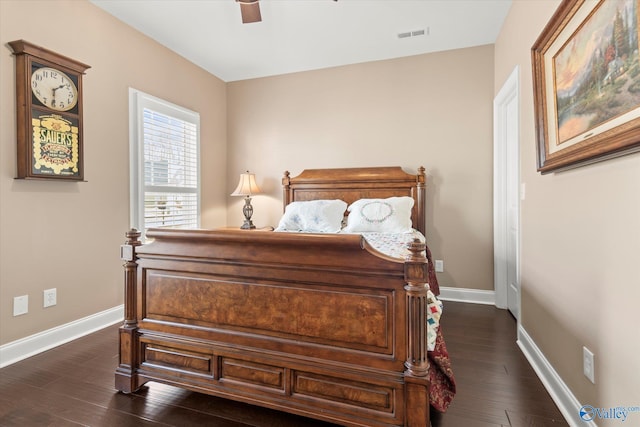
[435,259,444,273]
[43,288,57,308]
[13,295,29,316]
[583,346,595,384]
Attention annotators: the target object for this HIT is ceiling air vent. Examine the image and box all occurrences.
[398,28,428,39]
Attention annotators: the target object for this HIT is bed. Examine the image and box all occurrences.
[115,166,455,426]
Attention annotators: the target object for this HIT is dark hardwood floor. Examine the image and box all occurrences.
[0,302,567,427]
[433,303,568,427]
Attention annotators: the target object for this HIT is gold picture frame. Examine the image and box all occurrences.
[532,0,640,173]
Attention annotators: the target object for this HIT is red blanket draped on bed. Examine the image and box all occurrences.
[426,244,456,413]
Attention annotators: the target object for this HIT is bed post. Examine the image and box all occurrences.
[404,238,430,426]
[115,228,142,393]
[282,171,291,211]
[415,166,426,236]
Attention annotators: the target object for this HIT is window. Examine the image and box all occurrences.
[130,89,200,236]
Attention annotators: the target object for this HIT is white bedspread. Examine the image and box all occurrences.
[358,229,426,260]
[353,230,442,351]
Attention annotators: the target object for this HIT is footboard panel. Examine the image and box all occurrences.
[143,267,395,355]
[116,228,430,427]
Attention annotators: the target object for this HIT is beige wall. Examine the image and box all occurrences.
[0,0,227,344]
[495,1,640,421]
[227,45,496,292]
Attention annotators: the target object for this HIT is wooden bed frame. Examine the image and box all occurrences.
[116,166,431,426]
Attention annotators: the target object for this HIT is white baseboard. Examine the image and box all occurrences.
[517,325,595,427]
[438,286,496,305]
[0,305,124,368]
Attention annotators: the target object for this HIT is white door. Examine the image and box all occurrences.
[505,97,520,319]
[494,67,520,319]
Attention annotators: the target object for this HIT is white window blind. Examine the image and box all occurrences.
[130,89,200,236]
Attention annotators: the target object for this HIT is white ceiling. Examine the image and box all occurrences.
[90,0,512,82]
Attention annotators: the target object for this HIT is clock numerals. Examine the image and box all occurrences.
[30,66,78,112]
[34,69,46,80]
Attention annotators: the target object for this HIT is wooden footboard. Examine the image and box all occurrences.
[116,226,430,426]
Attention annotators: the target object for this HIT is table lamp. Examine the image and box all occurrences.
[231,170,262,229]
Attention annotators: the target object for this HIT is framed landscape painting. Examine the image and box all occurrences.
[532,0,640,173]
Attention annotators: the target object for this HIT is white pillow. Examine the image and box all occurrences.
[344,196,414,233]
[275,199,347,233]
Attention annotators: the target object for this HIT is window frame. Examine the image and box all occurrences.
[129,88,201,237]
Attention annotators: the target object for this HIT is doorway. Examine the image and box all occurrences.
[493,66,520,319]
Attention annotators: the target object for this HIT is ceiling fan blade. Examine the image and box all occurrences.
[238,0,261,24]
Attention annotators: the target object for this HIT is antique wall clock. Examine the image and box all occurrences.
[8,40,90,180]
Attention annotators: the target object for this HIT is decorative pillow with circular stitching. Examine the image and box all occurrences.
[344,196,414,233]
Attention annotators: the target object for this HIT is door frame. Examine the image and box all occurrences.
[493,66,520,317]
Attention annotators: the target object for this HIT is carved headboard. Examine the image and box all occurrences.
[282,166,426,235]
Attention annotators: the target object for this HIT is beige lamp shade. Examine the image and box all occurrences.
[231,171,262,196]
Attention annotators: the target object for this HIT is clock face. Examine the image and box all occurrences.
[30,66,78,112]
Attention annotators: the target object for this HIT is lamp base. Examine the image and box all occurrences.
[240,196,256,229]
[240,220,256,230]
